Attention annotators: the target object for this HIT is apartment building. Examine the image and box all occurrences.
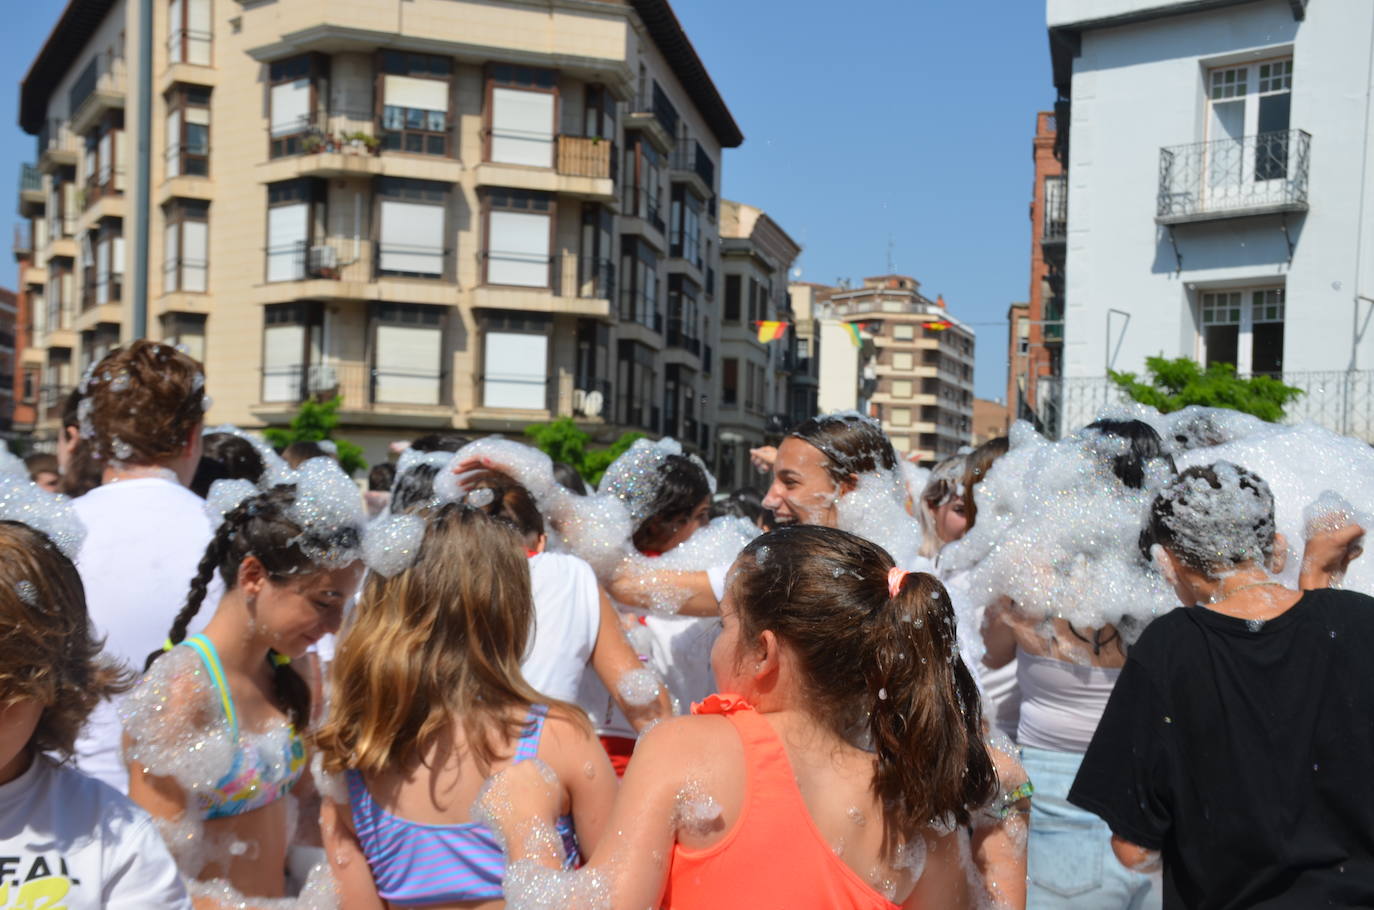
[0,287,15,433]
[715,199,800,492]
[16,0,742,463]
[1045,0,1374,439]
[819,275,975,466]
[786,280,827,424]
[10,203,37,434]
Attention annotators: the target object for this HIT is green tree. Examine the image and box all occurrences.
[525,417,643,487]
[263,396,368,475]
[1109,356,1303,422]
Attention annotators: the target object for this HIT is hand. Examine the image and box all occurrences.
[1301,523,1365,589]
[749,446,777,474]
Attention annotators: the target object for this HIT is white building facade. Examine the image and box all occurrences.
[1045,0,1374,438]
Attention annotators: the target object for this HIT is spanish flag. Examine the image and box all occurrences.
[756,321,788,343]
[844,322,864,348]
[924,320,952,332]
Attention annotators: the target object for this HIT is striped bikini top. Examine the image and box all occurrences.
[345,704,580,905]
[181,634,307,820]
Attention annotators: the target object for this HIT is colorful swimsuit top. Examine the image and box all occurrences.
[181,634,307,820]
[345,704,580,906]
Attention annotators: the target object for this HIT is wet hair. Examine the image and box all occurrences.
[552,461,587,496]
[729,526,996,837]
[465,470,545,544]
[632,453,712,552]
[145,486,359,728]
[961,437,1009,531]
[25,452,59,480]
[315,504,588,776]
[368,462,396,492]
[83,340,205,465]
[58,391,103,498]
[0,522,132,757]
[408,433,470,454]
[1085,419,1175,490]
[917,454,968,558]
[202,433,266,485]
[391,462,441,514]
[1141,463,1277,576]
[281,441,328,468]
[789,413,898,486]
[711,487,765,524]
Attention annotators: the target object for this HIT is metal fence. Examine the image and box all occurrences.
[1157,129,1310,222]
[1037,370,1374,442]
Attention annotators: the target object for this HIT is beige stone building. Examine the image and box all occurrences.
[820,275,975,466]
[714,199,800,492]
[16,0,741,464]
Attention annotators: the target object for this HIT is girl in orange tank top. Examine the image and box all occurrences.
[486,525,1002,909]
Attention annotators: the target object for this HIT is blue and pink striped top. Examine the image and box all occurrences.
[345,704,580,905]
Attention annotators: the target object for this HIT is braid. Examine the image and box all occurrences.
[143,513,239,671]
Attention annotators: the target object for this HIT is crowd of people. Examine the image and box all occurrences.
[1,338,1372,910]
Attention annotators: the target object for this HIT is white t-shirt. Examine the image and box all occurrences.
[0,755,190,909]
[577,564,729,739]
[521,552,603,703]
[72,478,220,793]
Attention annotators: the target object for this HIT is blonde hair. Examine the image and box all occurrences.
[315,504,586,776]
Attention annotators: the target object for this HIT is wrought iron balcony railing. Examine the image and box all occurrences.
[1157,129,1311,224]
[262,361,450,409]
[19,164,42,195]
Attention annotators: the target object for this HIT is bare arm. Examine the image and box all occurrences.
[981,598,1018,670]
[321,798,386,910]
[1111,835,1162,874]
[539,712,619,857]
[606,569,720,618]
[589,587,672,731]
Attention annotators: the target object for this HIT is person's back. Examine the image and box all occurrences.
[69,341,215,792]
[524,550,601,701]
[1074,587,1374,908]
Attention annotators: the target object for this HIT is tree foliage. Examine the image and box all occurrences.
[263,396,368,475]
[1109,356,1303,423]
[525,417,643,487]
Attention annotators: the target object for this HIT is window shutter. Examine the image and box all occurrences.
[490,88,554,167]
[379,200,445,275]
[375,323,443,404]
[483,331,548,409]
[487,210,549,286]
[266,203,308,281]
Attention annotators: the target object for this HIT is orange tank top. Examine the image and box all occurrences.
[661,694,902,910]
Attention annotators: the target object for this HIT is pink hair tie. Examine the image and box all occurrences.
[887,566,909,600]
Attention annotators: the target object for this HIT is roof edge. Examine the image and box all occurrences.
[630,0,743,148]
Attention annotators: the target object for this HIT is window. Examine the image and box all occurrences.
[84,114,125,201]
[382,52,452,157]
[165,84,210,176]
[667,274,700,351]
[574,320,609,410]
[622,136,664,230]
[722,357,738,407]
[724,275,741,323]
[1042,175,1066,238]
[265,180,322,282]
[578,205,615,298]
[262,302,323,402]
[892,351,914,370]
[619,236,660,330]
[1198,287,1284,375]
[893,324,914,341]
[378,178,449,278]
[480,310,547,410]
[90,222,124,306]
[1206,57,1293,188]
[268,56,324,158]
[484,188,551,287]
[162,312,206,363]
[22,369,37,404]
[164,199,208,293]
[486,64,556,167]
[583,84,617,141]
[47,259,72,331]
[375,302,446,405]
[617,340,656,430]
[79,324,120,371]
[890,408,911,427]
[892,379,913,398]
[167,0,211,66]
[670,184,702,267]
[49,173,77,240]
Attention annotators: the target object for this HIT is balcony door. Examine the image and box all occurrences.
[1204,59,1292,209]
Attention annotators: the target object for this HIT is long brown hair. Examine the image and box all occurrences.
[315,504,587,776]
[0,522,132,757]
[729,526,996,838]
[961,436,1009,530]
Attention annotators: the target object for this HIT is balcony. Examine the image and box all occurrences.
[624,84,677,154]
[670,137,714,198]
[473,253,614,319]
[13,225,32,260]
[1042,175,1066,248]
[37,120,78,173]
[68,51,127,135]
[19,164,43,217]
[665,319,702,358]
[473,135,615,202]
[262,110,463,183]
[258,361,452,422]
[255,236,457,307]
[1156,129,1311,225]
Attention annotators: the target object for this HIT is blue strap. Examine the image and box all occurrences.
[514,704,548,762]
[182,634,240,743]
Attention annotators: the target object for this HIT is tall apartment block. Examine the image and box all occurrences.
[16,0,742,463]
[816,275,975,466]
[714,199,800,492]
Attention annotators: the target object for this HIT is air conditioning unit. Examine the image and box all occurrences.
[308,245,338,276]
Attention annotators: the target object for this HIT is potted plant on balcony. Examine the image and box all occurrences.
[301,133,325,155]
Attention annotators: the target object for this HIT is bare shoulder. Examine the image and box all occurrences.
[629,714,737,769]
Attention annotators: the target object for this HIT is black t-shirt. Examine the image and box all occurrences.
[1069,588,1374,909]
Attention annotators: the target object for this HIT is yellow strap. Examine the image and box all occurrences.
[183,635,238,737]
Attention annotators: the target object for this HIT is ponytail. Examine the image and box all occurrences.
[730,526,997,841]
[870,571,996,833]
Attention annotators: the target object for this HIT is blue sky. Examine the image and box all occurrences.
[0,0,1053,401]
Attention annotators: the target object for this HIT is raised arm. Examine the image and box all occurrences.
[589,586,672,731]
[606,568,720,618]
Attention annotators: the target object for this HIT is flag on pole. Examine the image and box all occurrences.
[756,321,788,343]
[844,322,864,348]
[924,320,952,332]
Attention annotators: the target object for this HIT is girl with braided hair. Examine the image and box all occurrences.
[121,480,364,905]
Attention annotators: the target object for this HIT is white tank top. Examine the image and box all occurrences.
[1015,646,1121,754]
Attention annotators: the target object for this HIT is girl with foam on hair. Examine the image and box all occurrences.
[121,465,366,905]
[482,526,998,909]
[315,504,616,909]
[1070,463,1374,908]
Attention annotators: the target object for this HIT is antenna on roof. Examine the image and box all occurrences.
[886,234,894,275]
